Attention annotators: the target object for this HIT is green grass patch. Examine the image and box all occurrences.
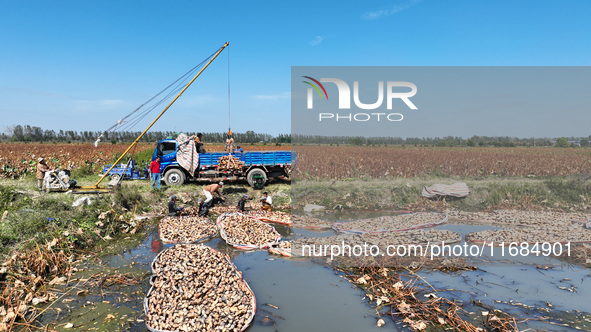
[292,175,591,212]
[0,183,156,257]
[544,175,591,204]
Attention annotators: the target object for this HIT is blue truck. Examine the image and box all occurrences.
[153,139,292,188]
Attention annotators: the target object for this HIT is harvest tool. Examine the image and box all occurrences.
[43,168,77,192]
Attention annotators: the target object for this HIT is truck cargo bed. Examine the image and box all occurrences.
[198,151,292,167]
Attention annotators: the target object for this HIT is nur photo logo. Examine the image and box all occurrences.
[303,76,329,107]
[302,76,418,122]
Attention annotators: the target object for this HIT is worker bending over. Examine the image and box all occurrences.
[237,194,248,212]
[168,195,183,216]
[197,198,209,217]
[203,182,223,206]
[260,192,272,211]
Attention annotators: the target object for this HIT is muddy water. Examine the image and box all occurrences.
[223,247,384,331]
[45,212,591,331]
[292,212,591,331]
[46,221,391,331]
[428,222,591,331]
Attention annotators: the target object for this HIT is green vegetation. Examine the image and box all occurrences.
[111,147,154,165]
[113,184,144,210]
[0,185,151,256]
[292,176,591,212]
[0,176,290,258]
[70,160,96,178]
[544,176,591,204]
[555,137,570,148]
[0,185,16,212]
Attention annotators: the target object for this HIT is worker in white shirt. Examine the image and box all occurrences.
[260,192,272,211]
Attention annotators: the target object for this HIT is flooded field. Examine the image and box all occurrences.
[427,223,591,331]
[40,223,380,331]
[37,211,591,331]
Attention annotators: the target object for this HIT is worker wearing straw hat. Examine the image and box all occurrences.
[36,157,51,191]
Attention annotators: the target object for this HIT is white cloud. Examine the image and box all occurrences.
[250,92,291,101]
[362,0,422,20]
[310,36,324,46]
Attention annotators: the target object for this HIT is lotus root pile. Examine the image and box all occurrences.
[446,209,590,227]
[360,229,461,247]
[290,229,461,256]
[292,215,333,230]
[146,244,255,331]
[159,216,217,243]
[219,213,279,247]
[246,210,291,225]
[466,224,591,244]
[217,155,245,172]
[210,205,238,214]
[333,213,446,233]
[180,206,203,216]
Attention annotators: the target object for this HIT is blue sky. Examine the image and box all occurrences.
[1,1,590,137]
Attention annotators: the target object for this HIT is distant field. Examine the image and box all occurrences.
[293,146,591,179]
[0,142,290,178]
[0,142,153,178]
[6,143,587,181]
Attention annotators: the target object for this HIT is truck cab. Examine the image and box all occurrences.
[155,139,178,166]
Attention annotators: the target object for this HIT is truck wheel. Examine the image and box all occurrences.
[163,169,185,186]
[247,168,267,188]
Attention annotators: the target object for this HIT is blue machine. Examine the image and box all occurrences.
[101,159,148,180]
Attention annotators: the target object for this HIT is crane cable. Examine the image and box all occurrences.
[94,49,219,146]
[227,45,231,136]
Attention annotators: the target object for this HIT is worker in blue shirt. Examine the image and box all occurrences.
[234,145,244,156]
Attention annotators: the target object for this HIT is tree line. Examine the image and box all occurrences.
[293,135,591,147]
[2,125,588,147]
[0,125,292,144]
